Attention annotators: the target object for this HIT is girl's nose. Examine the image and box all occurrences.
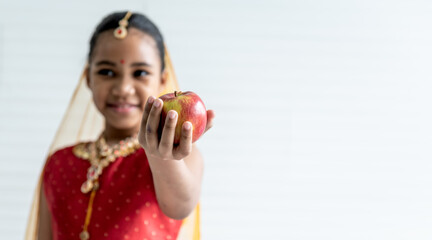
[111,76,136,96]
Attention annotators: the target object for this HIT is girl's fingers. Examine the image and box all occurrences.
[158,110,177,155]
[145,98,163,149]
[138,96,155,144]
[140,96,155,131]
[173,121,193,160]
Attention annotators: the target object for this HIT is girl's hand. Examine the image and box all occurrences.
[138,96,214,161]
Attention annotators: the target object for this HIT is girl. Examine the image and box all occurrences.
[25,11,214,240]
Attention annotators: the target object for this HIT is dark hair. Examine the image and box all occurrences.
[88,11,165,71]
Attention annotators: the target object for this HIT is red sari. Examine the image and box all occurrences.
[43,144,182,240]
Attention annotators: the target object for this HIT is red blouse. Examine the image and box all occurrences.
[43,144,182,240]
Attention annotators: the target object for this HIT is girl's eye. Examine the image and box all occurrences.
[97,69,115,77]
[133,70,149,78]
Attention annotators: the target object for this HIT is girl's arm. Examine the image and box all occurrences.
[147,145,204,219]
[38,184,53,239]
[139,96,214,219]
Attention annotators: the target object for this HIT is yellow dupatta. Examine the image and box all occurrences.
[24,50,200,240]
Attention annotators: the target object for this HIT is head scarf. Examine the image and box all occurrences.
[24,49,200,239]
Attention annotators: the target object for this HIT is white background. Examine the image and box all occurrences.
[1,0,432,239]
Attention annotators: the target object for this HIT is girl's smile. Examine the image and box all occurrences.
[106,101,141,114]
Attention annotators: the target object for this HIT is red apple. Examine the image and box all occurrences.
[158,91,207,145]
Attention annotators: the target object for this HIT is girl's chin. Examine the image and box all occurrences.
[104,116,142,131]
[107,122,141,132]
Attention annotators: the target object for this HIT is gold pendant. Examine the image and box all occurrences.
[81,180,93,194]
[93,181,100,191]
[114,26,127,39]
[80,230,90,240]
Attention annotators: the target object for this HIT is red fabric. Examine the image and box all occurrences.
[43,145,182,240]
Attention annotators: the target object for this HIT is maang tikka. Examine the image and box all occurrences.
[113,11,132,39]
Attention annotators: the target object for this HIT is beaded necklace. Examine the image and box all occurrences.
[72,134,141,240]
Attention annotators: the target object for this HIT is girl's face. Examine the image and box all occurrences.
[87,28,166,132]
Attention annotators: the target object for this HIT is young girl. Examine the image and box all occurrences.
[25,11,214,240]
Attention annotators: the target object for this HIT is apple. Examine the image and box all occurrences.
[158,91,207,145]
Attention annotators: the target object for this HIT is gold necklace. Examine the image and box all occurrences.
[72,134,141,240]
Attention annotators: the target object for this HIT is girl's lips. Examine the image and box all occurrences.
[107,103,140,113]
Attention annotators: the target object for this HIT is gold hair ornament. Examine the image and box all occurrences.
[113,11,133,39]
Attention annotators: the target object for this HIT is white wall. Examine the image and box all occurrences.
[1,0,432,239]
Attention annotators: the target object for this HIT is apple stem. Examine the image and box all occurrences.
[174,91,182,97]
